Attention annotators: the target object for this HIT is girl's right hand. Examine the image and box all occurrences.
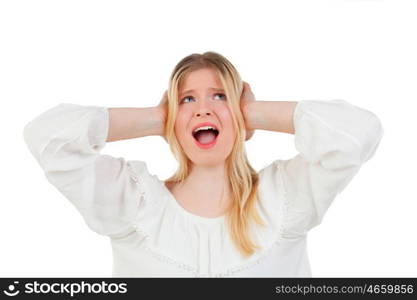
[156,90,169,142]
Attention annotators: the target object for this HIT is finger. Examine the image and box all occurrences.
[241,82,248,97]
[159,91,168,105]
[243,82,252,95]
[243,81,248,92]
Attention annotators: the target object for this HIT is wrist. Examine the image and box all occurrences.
[152,106,166,137]
[242,101,259,131]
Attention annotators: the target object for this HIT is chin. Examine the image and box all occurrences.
[188,152,230,166]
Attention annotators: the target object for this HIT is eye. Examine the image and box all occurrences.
[180,96,194,104]
[214,93,226,100]
[179,93,226,104]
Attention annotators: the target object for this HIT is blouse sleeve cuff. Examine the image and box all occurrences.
[87,106,109,152]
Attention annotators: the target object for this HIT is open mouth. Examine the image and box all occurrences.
[192,128,220,145]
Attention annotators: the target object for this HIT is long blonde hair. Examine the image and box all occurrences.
[164,51,266,258]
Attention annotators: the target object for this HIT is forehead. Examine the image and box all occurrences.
[179,68,224,95]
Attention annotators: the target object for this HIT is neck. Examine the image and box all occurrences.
[182,163,231,209]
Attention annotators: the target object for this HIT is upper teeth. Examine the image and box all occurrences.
[193,126,216,133]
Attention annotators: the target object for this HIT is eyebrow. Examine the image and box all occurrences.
[179,87,225,97]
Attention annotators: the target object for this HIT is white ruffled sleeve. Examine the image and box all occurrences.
[23,103,150,238]
[260,99,384,239]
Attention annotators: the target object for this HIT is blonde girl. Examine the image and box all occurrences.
[23,51,384,277]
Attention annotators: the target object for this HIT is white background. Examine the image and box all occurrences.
[1,0,416,277]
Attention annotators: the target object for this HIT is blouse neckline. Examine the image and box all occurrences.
[159,180,226,225]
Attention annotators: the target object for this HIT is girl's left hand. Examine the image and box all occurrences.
[240,81,255,141]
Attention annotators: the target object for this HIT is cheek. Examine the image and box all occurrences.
[217,108,235,135]
[174,111,191,138]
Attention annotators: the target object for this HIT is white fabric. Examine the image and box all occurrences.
[23,99,384,277]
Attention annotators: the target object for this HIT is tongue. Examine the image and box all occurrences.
[195,130,217,144]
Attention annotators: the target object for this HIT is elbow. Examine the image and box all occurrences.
[359,111,384,163]
[23,114,53,165]
[371,112,384,141]
[22,103,69,162]
[23,120,39,156]
[23,119,48,166]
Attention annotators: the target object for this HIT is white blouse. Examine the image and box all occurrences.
[23,99,384,277]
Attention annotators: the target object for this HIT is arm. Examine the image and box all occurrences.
[255,98,384,238]
[239,82,297,136]
[241,83,384,238]
[106,106,164,142]
[244,100,298,135]
[23,103,161,238]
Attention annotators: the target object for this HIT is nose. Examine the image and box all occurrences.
[194,100,213,117]
[195,111,211,117]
